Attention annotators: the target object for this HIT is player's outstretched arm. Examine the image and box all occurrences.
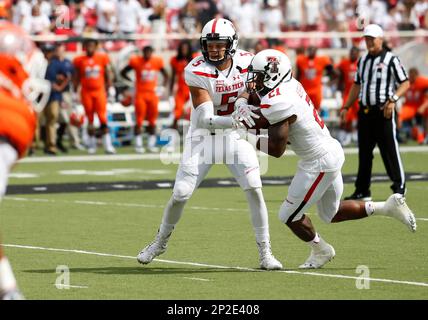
[189,86,243,130]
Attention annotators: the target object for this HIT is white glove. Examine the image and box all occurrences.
[231,112,246,130]
[232,104,260,128]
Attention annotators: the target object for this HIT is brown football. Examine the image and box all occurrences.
[247,93,261,106]
[243,108,270,133]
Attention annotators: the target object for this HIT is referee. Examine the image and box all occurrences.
[341,24,410,201]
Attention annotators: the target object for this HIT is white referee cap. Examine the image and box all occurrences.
[363,24,384,38]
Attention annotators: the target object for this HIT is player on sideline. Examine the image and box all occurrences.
[0,21,50,299]
[239,49,416,268]
[137,18,282,270]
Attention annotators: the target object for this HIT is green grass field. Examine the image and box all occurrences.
[1,146,427,300]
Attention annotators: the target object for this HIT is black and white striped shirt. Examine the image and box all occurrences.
[355,50,408,107]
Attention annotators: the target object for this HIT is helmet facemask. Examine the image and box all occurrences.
[246,68,271,97]
[200,34,237,67]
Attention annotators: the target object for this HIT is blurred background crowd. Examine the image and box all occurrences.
[1,0,428,155]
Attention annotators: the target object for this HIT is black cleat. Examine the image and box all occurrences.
[344,191,372,201]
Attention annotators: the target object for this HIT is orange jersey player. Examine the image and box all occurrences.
[0,21,50,300]
[296,46,334,111]
[169,40,194,129]
[401,68,428,121]
[337,47,360,128]
[401,68,428,144]
[121,45,168,153]
[73,39,116,154]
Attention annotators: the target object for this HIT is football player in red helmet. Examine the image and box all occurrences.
[0,21,50,300]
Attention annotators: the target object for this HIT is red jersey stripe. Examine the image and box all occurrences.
[303,172,325,202]
[193,71,218,78]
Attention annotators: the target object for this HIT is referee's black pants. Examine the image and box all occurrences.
[355,106,406,195]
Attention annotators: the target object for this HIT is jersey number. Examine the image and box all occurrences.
[305,94,325,129]
[218,92,238,116]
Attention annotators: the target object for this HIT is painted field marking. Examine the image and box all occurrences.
[18,146,428,164]
[182,277,211,282]
[3,244,428,288]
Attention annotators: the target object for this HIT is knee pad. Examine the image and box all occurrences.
[238,167,262,191]
[172,180,194,202]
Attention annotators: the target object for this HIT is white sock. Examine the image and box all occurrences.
[0,257,17,293]
[102,133,113,150]
[307,233,328,251]
[245,188,270,243]
[90,136,97,149]
[158,197,186,238]
[148,135,157,148]
[366,201,386,216]
[135,134,143,148]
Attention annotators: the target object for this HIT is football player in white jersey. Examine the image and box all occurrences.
[240,49,416,269]
[137,19,282,270]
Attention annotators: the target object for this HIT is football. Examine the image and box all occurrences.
[243,108,270,133]
[247,92,261,106]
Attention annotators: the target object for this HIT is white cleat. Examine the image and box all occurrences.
[1,289,25,300]
[299,244,335,269]
[87,147,96,154]
[257,242,283,270]
[135,147,146,154]
[105,147,116,155]
[148,146,160,153]
[137,236,168,265]
[384,194,417,232]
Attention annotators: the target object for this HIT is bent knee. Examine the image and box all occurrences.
[173,181,194,202]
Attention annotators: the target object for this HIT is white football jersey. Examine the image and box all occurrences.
[260,78,340,161]
[185,50,254,134]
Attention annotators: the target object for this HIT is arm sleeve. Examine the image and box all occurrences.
[193,101,234,129]
[391,56,409,84]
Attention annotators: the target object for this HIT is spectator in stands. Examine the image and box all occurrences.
[148,1,167,50]
[232,0,260,50]
[36,0,52,19]
[169,40,193,130]
[43,44,71,155]
[178,0,201,36]
[195,0,218,27]
[118,0,143,34]
[398,0,420,30]
[284,0,304,31]
[120,45,169,153]
[22,3,51,34]
[95,0,117,34]
[296,46,334,111]
[13,0,31,27]
[399,67,428,143]
[71,1,87,34]
[73,39,116,154]
[260,0,284,41]
[337,46,360,146]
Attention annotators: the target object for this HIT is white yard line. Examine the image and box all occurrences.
[18,146,428,164]
[3,196,248,213]
[54,284,89,289]
[182,277,211,282]
[3,243,428,288]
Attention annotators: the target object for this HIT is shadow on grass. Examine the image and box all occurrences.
[22,266,253,276]
[22,265,386,276]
